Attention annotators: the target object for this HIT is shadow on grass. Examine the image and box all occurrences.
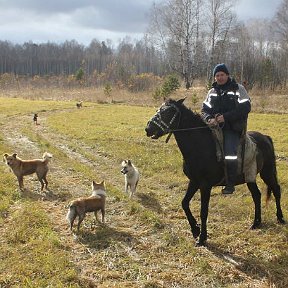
[136,192,163,213]
[76,224,138,251]
[207,242,288,287]
[20,186,71,202]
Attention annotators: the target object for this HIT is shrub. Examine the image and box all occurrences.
[75,68,84,81]
[104,83,112,97]
[152,74,180,99]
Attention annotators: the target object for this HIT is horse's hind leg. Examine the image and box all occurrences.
[181,181,200,240]
[260,172,285,224]
[247,182,262,229]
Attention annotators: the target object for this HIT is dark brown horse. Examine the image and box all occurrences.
[145,98,285,246]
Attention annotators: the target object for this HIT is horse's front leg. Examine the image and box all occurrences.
[197,185,212,246]
[181,181,200,239]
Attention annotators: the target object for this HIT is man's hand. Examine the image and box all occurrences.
[208,118,218,126]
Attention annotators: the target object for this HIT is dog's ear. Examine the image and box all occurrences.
[100,180,105,187]
[12,153,17,158]
[127,160,132,166]
[3,153,8,162]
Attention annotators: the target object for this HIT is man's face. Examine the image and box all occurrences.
[215,71,229,85]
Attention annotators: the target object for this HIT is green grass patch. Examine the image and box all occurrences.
[0,97,76,117]
[1,98,288,287]
[0,202,81,287]
[0,135,20,219]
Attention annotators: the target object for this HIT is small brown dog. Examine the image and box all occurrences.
[66,180,106,232]
[3,152,53,191]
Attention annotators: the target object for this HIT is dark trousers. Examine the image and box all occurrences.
[223,129,241,185]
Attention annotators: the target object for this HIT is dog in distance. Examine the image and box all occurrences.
[3,152,53,191]
[66,180,106,232]
[121,160,139,198]
[76,101,82,108]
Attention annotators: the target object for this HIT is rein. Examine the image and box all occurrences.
[165,126,210,143]
[150,102,212,143]
[168,126,210,132]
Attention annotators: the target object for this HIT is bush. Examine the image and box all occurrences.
[104,83,112,97]
[127,73,162,92]
[75,68,84,81]
[152,74,180,99]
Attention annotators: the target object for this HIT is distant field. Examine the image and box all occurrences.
[0,97,287,287]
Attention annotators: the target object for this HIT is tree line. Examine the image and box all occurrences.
[0,0,287,91]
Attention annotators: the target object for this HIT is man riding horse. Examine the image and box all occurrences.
[201,63,251,194]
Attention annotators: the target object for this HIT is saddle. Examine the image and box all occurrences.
[211,127,257,183]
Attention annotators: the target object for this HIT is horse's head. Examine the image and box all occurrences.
[145,98,185,139]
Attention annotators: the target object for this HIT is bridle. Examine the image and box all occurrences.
[149,102,210,143]
[149,103,181,135]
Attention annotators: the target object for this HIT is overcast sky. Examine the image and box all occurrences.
[0,0,283,46]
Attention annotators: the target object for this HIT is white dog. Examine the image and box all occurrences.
[121,160,139,198]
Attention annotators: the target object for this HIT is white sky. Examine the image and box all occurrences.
[0,0,283,46]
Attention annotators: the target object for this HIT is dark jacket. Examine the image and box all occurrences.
[201,78,251,132]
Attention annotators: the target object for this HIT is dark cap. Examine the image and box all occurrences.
[213,63,229,77]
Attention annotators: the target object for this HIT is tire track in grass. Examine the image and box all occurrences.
[1,109,274,287]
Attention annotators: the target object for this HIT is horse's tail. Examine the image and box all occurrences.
[264,135,277,204]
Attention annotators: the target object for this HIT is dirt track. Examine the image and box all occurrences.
[1,109,274,287]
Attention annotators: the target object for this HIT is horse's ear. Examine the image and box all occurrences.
[177,97,186,104]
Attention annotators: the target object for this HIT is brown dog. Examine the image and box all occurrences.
[3,152,53,191]
[66,180,106,232]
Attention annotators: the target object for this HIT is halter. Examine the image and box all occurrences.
[149,102,210,143]
[150,103,181,134]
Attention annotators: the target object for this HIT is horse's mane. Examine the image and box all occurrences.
[167,98,206,127]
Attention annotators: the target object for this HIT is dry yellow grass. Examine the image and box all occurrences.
[0,90,287,287]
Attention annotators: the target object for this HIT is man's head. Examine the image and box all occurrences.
[213,63,229,85]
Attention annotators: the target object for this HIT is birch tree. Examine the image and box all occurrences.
[204,0,236,82]
[148,0,203,89]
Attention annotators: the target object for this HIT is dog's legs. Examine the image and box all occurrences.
[39,179,45,191]
[101,208,105,224]
[130,186,134,198]
[94,211,100,223]
[77,214,85,232]
[43,175,48,189]
[124,180,128,194]
[130,182,138,198]
[70,214,76,231]
[37,172,48,191]
[17,176,24,190]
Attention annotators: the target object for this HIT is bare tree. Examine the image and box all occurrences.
[274,0,288,47]
[148,0,203,89]
[204,0,236,82]
[272,0,288,86]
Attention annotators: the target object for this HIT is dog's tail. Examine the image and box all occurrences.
[42,152,53,163]
[66,205,77,225]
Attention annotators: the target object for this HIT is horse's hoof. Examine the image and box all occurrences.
[191,225,201,239]
[250,222,261,230]
[278,218,285,224]
[195,239,206,247]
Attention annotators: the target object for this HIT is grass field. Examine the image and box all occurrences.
[0,96,287,287]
